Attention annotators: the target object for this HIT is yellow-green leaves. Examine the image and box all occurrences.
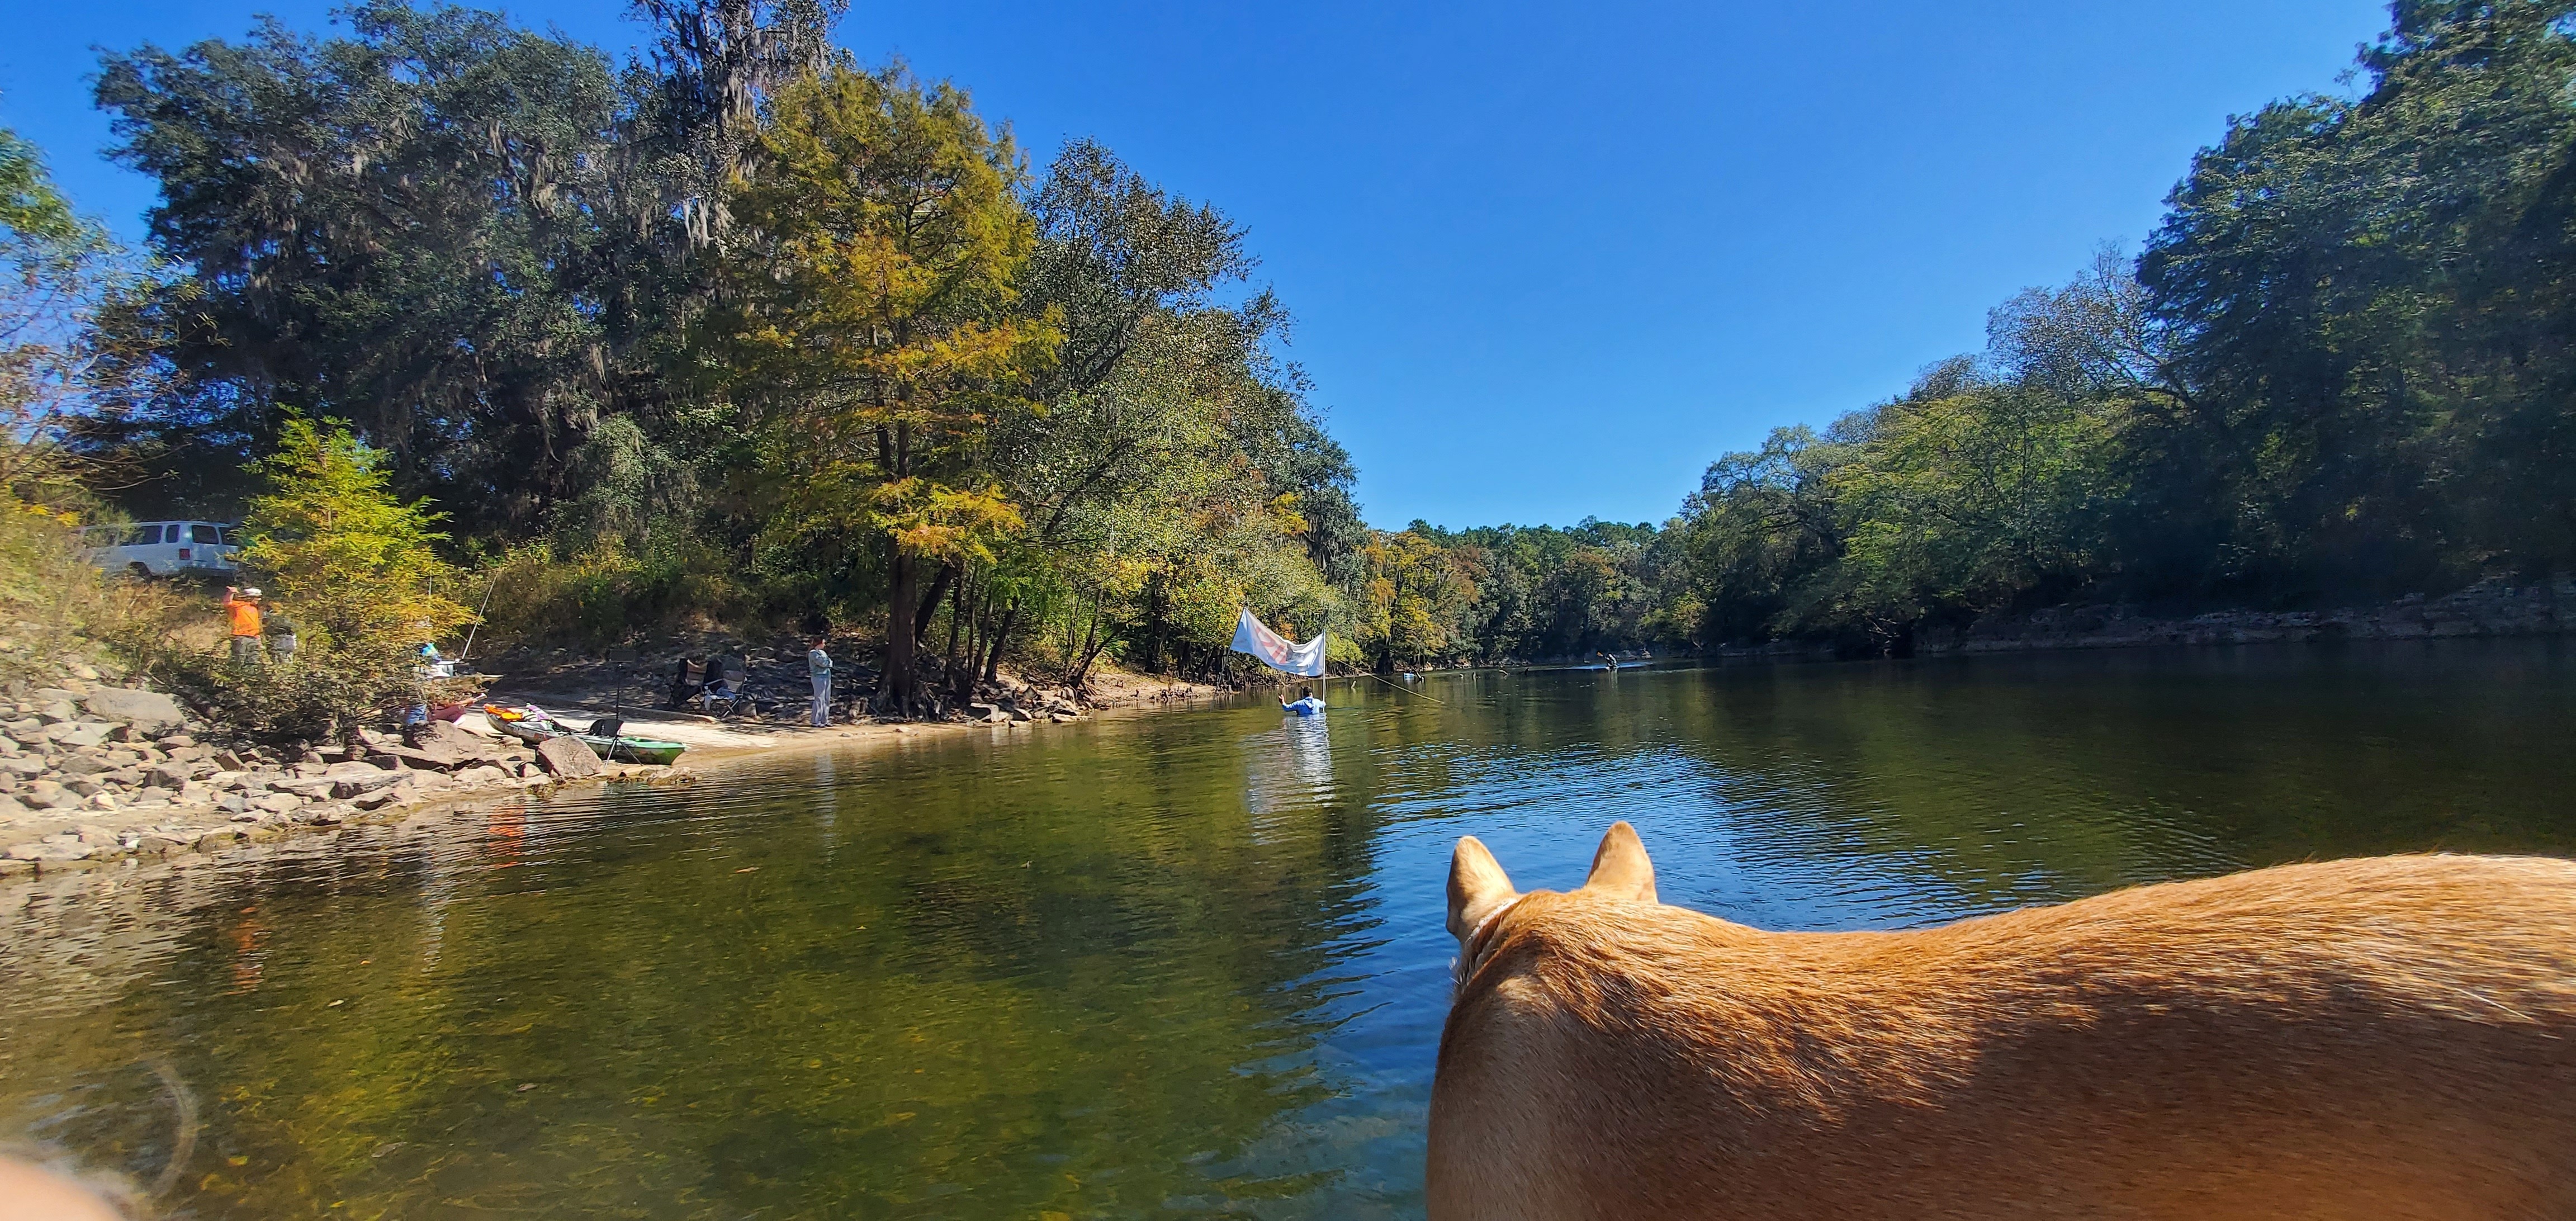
[239,415,471,650]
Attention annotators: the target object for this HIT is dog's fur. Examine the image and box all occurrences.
[1429,824,2576,1220]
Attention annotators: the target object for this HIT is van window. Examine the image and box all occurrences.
[191,523,220,545]
[122,525,158,547]
[165,524,183,543]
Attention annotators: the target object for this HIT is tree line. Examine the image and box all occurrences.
[57,0,1370,712]
[9,0,2572,708]
[1359,0,2576,661]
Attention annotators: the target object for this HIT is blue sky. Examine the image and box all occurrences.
[2,1,2389,529]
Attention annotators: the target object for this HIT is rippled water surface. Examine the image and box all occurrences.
[6,641,2575,1218]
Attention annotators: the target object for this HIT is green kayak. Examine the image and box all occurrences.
[574,733,687,765]
[489,711,688,765]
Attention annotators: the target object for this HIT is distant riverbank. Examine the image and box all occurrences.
[1914,576,2574,656]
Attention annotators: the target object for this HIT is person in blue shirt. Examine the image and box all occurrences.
[1281,685,1325,716]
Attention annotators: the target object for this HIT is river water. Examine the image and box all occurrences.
[4,640,2573,1218]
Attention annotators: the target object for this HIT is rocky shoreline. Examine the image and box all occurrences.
[0,652,1230,888]
[0,674,685,882]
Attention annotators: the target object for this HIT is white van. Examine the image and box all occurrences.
[78,521,244,578]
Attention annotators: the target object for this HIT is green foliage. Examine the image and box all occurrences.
[87,3,640,527]
[0,127,83,249]
[475,539,751,649]
[239,415,472,648]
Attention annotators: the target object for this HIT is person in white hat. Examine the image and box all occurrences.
[224,586,265,665]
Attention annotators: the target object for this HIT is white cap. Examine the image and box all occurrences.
[240,588,262,598]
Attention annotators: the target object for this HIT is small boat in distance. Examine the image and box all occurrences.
[483,704,689,765]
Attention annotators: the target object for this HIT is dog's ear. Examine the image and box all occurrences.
[1581,821,1657,903]
[1448,836,1519,941]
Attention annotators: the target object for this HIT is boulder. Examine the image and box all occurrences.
[533,735,602,779]
[19,782,70,810]
[53,755,106,777]
[36,701,78,724]
[453,764,512,785]
[143,764,191,791]
[252,793,302,814]
[272,777,338,799]
[0,794,25,820]
[402,720,499,768]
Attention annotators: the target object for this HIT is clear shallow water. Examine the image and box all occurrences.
[5,640,2575,1218]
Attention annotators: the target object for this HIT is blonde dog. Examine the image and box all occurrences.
[1429,824,2576,1219]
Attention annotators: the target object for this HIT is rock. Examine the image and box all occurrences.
[135,834,183,854]
[329,771,401,799]
[197,829,246,851]
[353,788,406,811]
[216,793,250,815]
[19,782,70,810]
[81,793,117,811]
[143,764,190,790]
[0,795,23,820]
[51,721,115,749]
[211,749,245,771]
[272,777,337,799]
[36,701,78,724]
[131,787,174,806]
[1,758,41,778]
[404,720,497,767]
[1050,712,1077,723]
[533,736,603,779]
[452,764,510,785]
[156,733,195,749]
[252,793,302,814]
[6,840,87,862]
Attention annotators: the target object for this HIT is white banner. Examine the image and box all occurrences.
[1230,608,1328,677]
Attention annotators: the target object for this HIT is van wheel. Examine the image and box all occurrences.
[126,562,153,580]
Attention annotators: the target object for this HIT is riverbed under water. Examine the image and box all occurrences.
[4,640,2574,1218]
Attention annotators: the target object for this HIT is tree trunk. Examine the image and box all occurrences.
[1069,606,1101,686]
[915,564,956,645]
[883,548,920,716]
[982,599,1017,685]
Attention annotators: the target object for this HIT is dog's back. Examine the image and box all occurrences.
[1431,829,2576,1220]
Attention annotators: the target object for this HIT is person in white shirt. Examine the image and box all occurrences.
[807,636,834,727]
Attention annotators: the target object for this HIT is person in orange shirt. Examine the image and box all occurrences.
[224,586,264,665]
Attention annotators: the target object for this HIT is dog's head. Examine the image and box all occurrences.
[1447,822,1658,986]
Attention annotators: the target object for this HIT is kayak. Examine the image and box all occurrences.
[484,704,689,765]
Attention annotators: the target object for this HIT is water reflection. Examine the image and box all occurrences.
[3,640,2573,1218]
